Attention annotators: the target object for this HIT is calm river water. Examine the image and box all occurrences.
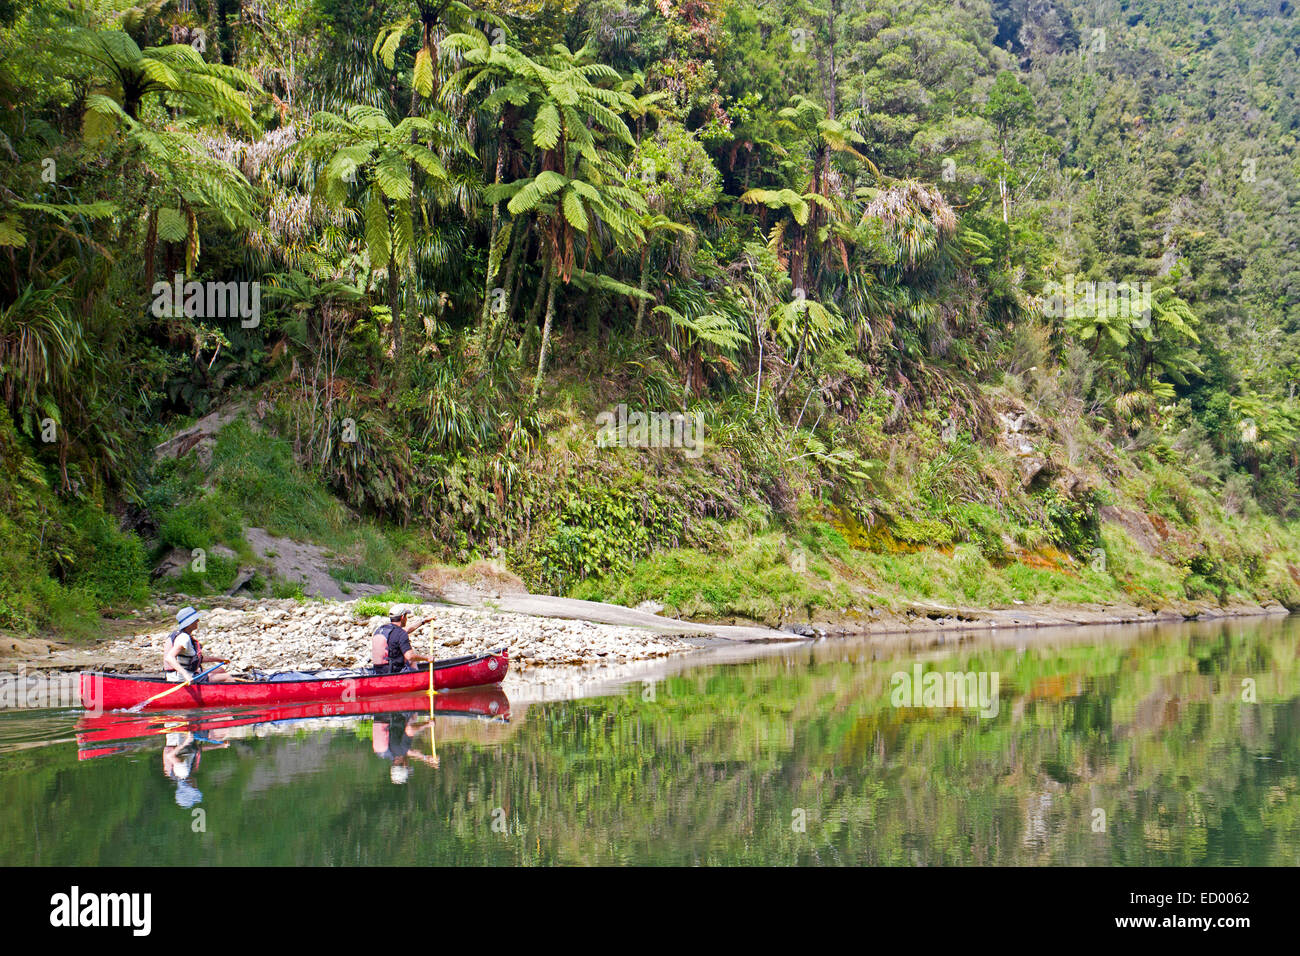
[1,614,1297,865]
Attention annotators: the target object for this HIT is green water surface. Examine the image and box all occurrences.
[1,615,1297,865]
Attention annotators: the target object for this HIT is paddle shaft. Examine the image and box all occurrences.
[127,662,227,713]
[434,634,444,764]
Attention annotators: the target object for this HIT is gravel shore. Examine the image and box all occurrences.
[85,597,701,684]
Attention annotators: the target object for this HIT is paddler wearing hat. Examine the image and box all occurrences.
[163,606,235,683]
[371,604,435,675]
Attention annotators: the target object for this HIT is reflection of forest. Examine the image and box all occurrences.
[0,618,1296,865]
[190,709,524,749]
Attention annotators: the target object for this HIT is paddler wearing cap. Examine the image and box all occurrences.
[163,606,235,683]
[371,604,434,675]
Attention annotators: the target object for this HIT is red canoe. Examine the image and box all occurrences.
[80,648,508,711]
[75,687,510,758]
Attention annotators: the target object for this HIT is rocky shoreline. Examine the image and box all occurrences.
[11,597,704,688]
[0,593,1290,699]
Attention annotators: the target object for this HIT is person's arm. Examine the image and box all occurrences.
[407,617,433,635]
[397,631,432,666]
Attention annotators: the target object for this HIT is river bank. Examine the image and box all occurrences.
[0,589,1289,700]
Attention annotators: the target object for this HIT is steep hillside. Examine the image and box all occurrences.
[0,0,1296,637]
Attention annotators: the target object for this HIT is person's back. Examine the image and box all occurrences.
[371,605,431,675]
[371,621,411,674]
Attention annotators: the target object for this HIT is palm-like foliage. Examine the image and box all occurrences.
[1129,286,1200,391]
[62,29,263,276]
[503,152,647,393]
[446,32,639,168]
[0,283,86,409]
[859,180,958,271]
[0,198,117,251]
[1231,392,1300,458]
[653,302,747,403]
[65,29,262,127]
[634,214,693,334]
[264,267,368,466]
[297,104,466,355]
[373,1,487,99]
[741,96,871,297]
[447,32,646,391]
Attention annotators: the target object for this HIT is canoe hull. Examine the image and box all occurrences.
[80,649,508,711]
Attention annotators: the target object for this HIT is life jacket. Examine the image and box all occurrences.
[372,623,405,673]
[168,628,203,674]
[371,626,390,668]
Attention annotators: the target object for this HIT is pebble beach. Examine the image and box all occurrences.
[88,597,700,685]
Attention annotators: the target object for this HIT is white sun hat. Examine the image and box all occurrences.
[176,606,201,629]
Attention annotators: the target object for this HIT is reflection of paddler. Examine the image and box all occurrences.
[371,712,439,783]
[162,730,227,807]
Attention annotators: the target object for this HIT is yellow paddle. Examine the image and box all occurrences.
[126,662,226,713]
[427,634,437,762]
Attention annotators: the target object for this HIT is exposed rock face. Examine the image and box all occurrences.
[152,544,238,581]
[1098,505,1164,555]
[998,408,1039,457]
[241,527,388,601]
[151,528,389,601]
[89,598,698,676]
[153,404,250,466]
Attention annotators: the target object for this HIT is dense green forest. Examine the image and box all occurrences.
[1,0,1298,636]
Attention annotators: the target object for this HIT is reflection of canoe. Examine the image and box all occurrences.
[75,687,510,759]
[80,649,508,711]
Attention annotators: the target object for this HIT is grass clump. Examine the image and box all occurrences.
[146,419,415,591]
[353,587,423,619]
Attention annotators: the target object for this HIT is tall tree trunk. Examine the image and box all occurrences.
[479,134,508,332]
[486,222,527,359]
[387,259,401,358]
[402,68,422,362]
[532,265,559,397]
[634,244,650,335]
[526,250,549,330]
[501,220,525,317]
[825,2,839,119]
[206,0,223,64]
[517,242,550,363]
